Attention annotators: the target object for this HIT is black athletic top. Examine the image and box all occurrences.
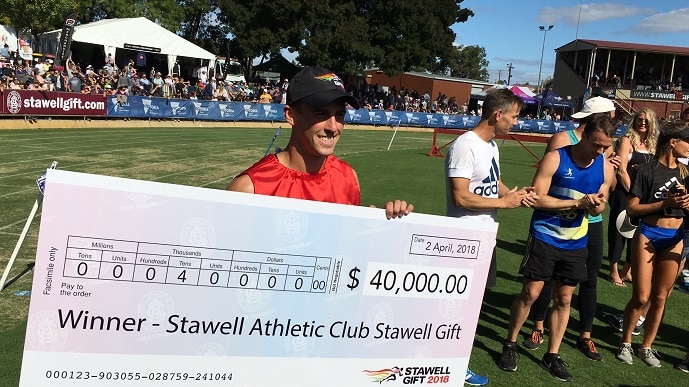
[631,160,687,218]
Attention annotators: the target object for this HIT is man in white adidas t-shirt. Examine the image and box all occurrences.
[445,88,538,386]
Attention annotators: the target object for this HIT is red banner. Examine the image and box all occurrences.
[1,90,107,116]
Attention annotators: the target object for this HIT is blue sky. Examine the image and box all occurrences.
[454,1,689,85]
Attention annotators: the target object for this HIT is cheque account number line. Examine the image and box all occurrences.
[62,235,334,294]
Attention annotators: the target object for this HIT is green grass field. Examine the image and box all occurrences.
[0,125,687,386]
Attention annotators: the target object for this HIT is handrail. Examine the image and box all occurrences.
[613,89,635,116]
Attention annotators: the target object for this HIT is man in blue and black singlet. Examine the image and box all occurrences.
[521,97,619,362]
[498,114,617,382]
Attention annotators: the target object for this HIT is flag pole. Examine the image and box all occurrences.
[264,126,282,157]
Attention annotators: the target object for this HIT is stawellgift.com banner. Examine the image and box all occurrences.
[1,90,107,116]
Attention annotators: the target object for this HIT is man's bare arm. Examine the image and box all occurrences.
[226,174,254,193]
[450,177,525,210]
[544,131,571,153]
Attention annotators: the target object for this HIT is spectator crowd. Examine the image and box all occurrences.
[1,45,680,124]
[0,47,290,103]
[1,46,471,115]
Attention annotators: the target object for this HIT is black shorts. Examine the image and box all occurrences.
[519,234,588,286]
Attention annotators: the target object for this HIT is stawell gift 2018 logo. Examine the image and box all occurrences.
[362,365,452,384]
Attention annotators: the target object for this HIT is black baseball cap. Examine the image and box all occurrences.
[286,66,359,109]
[673,127,689,139]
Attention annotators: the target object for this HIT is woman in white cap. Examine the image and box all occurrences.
[608,108,658,286]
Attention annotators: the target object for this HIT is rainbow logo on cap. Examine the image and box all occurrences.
[314,73,344,89]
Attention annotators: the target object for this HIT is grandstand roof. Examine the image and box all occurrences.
[556,39,689,56]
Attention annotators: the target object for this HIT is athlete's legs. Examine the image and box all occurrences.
[548,281,576,354]
[579,221,603,338]
[527,280,551,333]
[641,243,682,348]
[607,190,628,284]
[506,279,545,342]
[621,232,654,344]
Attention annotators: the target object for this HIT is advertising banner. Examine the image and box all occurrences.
[2,90,107,116]
[20,170,497,387]
[190,99,220,120]
[630,89,689,102]
[55,14,78,66]
[0,94,578,133]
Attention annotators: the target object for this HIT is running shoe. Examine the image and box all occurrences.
[616,343,634,364]
[605,313,643,335]
[464,368,489,386]
[522,329,544,350]
[576,338,602,361]
[605,313,623,332]
[675,353,689,372]
[638,347,661,368]
[539,353,573,382]
[498,342,518,372]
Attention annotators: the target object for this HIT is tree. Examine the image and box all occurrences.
[79,0,185,32]
[442,45,489,81]
[215,0,306,79]
[179,0,218,41]
[356,0,474,75]
[216,0,474,77]
[1,0,80,47]
[290,1,372,74]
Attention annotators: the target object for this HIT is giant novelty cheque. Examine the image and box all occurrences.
[19,169,497,387]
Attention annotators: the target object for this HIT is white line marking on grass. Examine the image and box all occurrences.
[0,214,39,231]
[0,187,39,199]
[0,139,262,182]
[0,133,260,169]
[201,175,237,188]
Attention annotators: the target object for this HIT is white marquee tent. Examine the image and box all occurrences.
[0,24,18,52]
[39,17,215,74]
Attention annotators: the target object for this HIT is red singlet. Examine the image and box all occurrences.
[240,154,361,205]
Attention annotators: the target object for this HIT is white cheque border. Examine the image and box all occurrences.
[21,351,469,387]
[44,169,498,232]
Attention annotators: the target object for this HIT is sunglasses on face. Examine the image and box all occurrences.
[636,118,648,124]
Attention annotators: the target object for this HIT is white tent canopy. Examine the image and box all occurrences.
[39,17,215,74]
[0,24,18,51]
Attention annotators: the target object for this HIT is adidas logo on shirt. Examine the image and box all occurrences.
[474,158,500,196]
[654,177,680,199]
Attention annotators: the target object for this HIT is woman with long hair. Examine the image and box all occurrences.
[616,120,689,367]
[608,108,659,286]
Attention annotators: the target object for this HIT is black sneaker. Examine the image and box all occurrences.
[499,342,518,371]
[540,353,573,382]
[605,313,642,335]
[576,338,602,361]
[522,329,544,350]
[605,313,623,332]
[633,320,644,336]
[675,352,689,372]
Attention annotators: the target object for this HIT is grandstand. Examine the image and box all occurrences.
[554,39,689,119]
